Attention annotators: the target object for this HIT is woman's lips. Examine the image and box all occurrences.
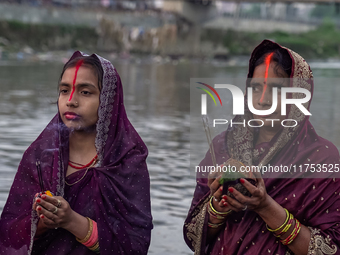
[64,112,80,120]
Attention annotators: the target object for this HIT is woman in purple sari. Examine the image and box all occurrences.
[184,40,340,254]
[0,52,152,254]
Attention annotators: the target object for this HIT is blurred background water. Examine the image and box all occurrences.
[1,0,340,254]
[0,58,340,254]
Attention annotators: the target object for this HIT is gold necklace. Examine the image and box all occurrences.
[65,159,97,186]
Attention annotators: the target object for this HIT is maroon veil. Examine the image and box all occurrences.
[184,40,340,254]
[0,52,153,255]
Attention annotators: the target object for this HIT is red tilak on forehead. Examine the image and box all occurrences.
[260,52,274,103]
[68,59,84,101]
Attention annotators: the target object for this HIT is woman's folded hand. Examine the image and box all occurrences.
[35,194,73,230]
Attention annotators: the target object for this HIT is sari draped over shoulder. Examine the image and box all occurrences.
[0,52,153,255]
[184,40,340,255]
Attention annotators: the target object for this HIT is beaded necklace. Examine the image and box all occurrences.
[68,155,98,169]
[65,155,98,186]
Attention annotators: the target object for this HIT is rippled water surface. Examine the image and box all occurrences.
[0,58,339,254]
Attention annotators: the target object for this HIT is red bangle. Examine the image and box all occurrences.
[275,215,294,238]
[281,219,301,245]
[83,220,98,247]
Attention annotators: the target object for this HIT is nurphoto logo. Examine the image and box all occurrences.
[197,81,311,128]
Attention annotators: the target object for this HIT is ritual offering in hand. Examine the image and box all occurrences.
[37,190,53,198]
[218,158,257,198]
[35,160,53,198]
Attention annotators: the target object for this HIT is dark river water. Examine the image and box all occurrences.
[0,57,339,254]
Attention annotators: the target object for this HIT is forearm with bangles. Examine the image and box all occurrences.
[207,196,232,227]
[206,196,232,243]
[76,217,100,254]
[206,197,306,252]
[260,201,310,255]
[266,208,301,245]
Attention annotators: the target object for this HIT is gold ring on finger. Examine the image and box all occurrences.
[52,206,58,214]
[56,199,61,208]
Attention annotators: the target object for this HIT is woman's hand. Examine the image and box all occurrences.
[34,193,90,240]
[35,194,74,229]
[206,174,233,244]
[208,176,233,215]
[224,171,271,213]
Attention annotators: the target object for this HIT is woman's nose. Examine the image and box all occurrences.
[67,94,78,107]
[258,90,273,106]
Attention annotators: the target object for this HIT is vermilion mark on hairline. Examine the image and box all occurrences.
[260,52,274,103]
[68,59,84,101]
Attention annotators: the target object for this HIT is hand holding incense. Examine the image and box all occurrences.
[36,160,53,197]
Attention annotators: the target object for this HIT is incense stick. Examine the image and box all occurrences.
[36,160,45,193]
[202,116,217,167]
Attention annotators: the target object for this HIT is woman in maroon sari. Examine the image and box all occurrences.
[0,52,152,254]
[184,40,340,254]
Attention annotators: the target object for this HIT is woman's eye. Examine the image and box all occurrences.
[252,86,260,92]
[81,91,91,95]
[59,89,68,94]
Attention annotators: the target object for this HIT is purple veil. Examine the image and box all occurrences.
[184,40,340,254]
[0,52,153,254]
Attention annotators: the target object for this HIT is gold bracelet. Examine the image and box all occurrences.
[281,219,301,245]
[209,196,232,215]
[266,208,289,232]
[89,241,100,251]
[281,213,294,233]
[274,213,294,238]
[207,203,227,220]
[208,221,225,228]
[76,217,93,243]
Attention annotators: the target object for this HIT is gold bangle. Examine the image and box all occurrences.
[209,196,232,215]
[207,203,228,220]
[275,213,294,238]
[281,213,294,233]
[266,208,289,232]
[76,217,93,243]
[281,219,301,245]
[89,241,100,251]
[208,221,225,228]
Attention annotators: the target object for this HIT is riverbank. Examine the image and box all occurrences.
[202,19,340,59]
[1,19,340,60]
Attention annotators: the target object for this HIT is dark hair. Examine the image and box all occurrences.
[59,55,104,91]
[249,47,292,78]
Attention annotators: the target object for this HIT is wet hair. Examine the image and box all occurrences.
[249,47,292,78]
[59,55,103,91]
